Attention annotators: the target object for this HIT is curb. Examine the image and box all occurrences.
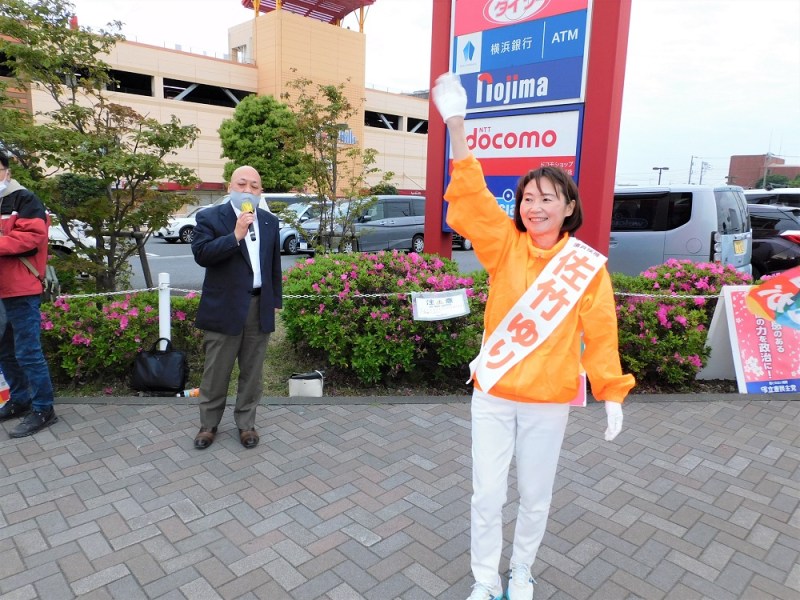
[54,392,800,406]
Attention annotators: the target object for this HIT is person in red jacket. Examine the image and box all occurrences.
[432,74,635,600]
[0,154,58,437]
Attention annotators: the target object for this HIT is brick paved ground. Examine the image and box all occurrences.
[1,397,799,599]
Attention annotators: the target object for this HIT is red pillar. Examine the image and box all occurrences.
[423,0,453,258]
[578,0,632,255]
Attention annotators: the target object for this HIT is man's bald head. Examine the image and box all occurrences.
[229,166,262,195]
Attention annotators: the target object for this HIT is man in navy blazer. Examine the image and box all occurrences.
[190,165,282,450]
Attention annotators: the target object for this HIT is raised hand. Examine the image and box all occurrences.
[432,72,467,123]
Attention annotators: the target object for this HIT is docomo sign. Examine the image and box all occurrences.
[468,126,556,150]
[464,111,580,160]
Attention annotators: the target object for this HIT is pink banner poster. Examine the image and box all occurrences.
[726,287,800,394]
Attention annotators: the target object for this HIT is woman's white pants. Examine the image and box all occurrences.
[470,390,570,587]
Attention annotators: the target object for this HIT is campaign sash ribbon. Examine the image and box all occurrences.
[470,237,607,393]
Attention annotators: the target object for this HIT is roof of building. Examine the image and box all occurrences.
[241,0,375,24]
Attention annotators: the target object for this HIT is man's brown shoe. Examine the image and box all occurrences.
[193,426,217,449]
[239,428,259,449]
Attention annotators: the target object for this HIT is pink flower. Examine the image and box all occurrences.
[656,304,670,327]
[175,311,186,321]
[71,334,91,346]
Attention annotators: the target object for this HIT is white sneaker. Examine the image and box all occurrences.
[466,581,504,600]
[506,563,534,600]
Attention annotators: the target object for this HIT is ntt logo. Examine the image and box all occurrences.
[466,127,557,150]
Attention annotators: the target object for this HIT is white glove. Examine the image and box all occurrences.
[604,402,623,441]
[432,72,467,122]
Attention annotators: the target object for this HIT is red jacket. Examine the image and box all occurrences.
[445,155,635,404]
[0,180,50,299]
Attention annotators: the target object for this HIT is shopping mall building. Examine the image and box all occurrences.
[7,0,430,203]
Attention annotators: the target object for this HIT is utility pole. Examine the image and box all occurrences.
[761,152,773,188]
[688,155,696,184]
[699,161,711,184]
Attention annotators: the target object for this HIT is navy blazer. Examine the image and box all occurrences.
[191,203,282,335]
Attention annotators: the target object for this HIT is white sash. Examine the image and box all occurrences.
[470,237,607,393]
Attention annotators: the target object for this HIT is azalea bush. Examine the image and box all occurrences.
[40,292,203,385]
[281,251,488,384]
[612,259,753,387]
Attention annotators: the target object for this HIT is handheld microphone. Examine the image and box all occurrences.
[241,200,256,241]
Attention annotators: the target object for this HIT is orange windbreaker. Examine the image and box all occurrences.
[445,155,635,404]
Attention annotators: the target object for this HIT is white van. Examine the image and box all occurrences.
[608,185,752,276]
[744,188,800,207]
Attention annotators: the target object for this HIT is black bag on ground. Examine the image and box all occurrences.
[131,338,188,393]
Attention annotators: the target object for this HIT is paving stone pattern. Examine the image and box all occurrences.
[1,399,799,599]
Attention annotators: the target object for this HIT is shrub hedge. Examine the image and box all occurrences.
[36,256,755,392]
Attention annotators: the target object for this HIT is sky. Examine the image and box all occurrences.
[69,0,800,187]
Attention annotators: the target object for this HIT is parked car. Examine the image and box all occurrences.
[278,202,320,255]
[747,204,800,279]
[154,205,209,244]
[609,184,752,276]
[299,195,426,253]
[49,218,96,256]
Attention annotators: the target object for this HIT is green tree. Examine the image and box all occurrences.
[281,72,393,252]
[755,174,790,189]
[0,0,199,292]
[370,182,398,195]
[218,94,309,191]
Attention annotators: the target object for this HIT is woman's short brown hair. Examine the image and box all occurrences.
[513,166,583,235]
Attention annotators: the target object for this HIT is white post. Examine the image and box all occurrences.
[158,272,171,350]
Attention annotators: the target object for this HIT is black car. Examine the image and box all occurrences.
[747,204,800,279]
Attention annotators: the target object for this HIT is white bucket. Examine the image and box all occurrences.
[288,370,324,397]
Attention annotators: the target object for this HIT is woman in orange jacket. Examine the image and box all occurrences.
[432,73,635,600]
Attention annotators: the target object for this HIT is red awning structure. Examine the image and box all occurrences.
[241,0,375,25]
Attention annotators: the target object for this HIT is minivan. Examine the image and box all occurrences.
[608,185,752,276]
[299,195,426,253]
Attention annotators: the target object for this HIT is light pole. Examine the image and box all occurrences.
[652,166,669,185]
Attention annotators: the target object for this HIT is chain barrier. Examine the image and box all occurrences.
[53,287,722,302]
